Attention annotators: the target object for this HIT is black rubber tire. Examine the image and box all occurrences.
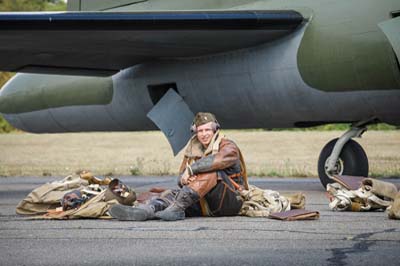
[318,138,369,188]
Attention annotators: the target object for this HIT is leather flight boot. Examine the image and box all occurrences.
[109,199,168,221]
[156,186,200,221]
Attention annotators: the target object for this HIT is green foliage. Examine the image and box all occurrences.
[129,157,144,175]
[270,124,349,131]
[0,72,16,132]
[0,115,15,133]
[0,0,46,11]
[269,123,397,131]
[311,123,397,131]
[0,0,66,11]
[367,123,398,130]
[0,72,13,88]
[44,0,67,11]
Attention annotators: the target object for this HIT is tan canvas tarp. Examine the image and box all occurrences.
[16,175,130,219]
[16,175,89,215]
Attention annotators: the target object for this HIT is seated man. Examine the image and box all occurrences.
[109,112,248,221]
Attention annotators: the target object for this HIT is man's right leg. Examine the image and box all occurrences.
[156,172,218,221]
[109,190,176,221]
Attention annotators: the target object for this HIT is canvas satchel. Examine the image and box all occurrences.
[16,175,89,215]
[239,185,291,217]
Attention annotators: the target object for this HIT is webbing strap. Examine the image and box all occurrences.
[238,149,249,190]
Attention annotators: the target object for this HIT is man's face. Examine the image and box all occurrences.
[196,122,215,147]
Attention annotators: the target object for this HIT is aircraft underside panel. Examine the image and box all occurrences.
[1,22,400,141]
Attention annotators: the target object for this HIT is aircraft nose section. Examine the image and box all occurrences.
[0,73,114,132]
[0,73,113,115]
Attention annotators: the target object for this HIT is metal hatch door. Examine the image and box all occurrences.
[379,16,400,65]
[147,88,194,156]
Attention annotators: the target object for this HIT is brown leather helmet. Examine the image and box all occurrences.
[190,112,220,133]
[104,179,136,206]
[61,190,85,211]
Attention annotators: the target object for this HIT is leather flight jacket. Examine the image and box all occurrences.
[178,131,249,216]
[180,131,248,190]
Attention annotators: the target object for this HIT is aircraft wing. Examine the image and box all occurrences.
[0,11,304,76]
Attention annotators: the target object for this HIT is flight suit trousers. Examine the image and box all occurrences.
[183,171,244,217]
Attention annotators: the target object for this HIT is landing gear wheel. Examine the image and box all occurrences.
[318,138,369,188]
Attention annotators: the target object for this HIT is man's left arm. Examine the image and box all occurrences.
[189,139,239,175]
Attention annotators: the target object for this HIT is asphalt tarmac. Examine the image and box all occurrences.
[1,176,399,266]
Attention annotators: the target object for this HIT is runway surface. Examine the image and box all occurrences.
[1,176,399,266]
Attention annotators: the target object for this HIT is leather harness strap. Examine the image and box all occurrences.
[228,173,243,191]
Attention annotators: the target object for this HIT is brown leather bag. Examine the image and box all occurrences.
[269,209,320,221]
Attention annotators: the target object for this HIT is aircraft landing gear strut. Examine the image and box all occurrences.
[317,118,376,188]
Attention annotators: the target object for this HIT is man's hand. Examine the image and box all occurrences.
[180,168,196,185]
[180,168,190,185]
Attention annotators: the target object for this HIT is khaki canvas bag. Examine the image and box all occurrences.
[16,175,89,215]
[239,185,291,217]
[17,175,127,219]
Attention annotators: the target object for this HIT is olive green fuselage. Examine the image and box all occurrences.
[70,0,400,92]
[296,0,400,91]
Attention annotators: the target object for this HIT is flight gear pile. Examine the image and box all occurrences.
[16,172,136,219]
[326,175,400,219]
[237,185,318,220]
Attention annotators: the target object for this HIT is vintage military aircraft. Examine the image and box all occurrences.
[0,0,399,187]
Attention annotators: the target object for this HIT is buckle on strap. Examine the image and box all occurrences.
[228,173,243,191]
